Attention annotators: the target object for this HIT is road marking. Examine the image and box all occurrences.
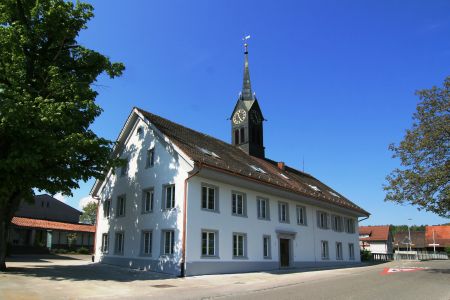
[380,267,426,275]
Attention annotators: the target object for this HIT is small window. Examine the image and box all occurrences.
[101,233,109,253]
[240,127,245,143]
[233,233,246,258]
[232,192,246,217]
[317,211,329,229]
[263,235,271,259]
[142,230,152,256]
[197,147,220,159]
[142,189,154,213]
[136,126,144,137]
[280,173,289,180]
[278,202,289,223]
[115,232,124,255]
[120,158,128,177]
[234,129,240,144]
[349,243,355,260]
[164,185,175,209]
[163,230,175,255]
[103,199,111,218]
[257,197,269,220]
[296,205,307,225]
[345,218,355,234]
[201,185,217,212]
[332,215,343,232]
[117,195,126,217]
[249,164,267,174]
[146,148,155,168]
[336,242,343,260]
[201,231,217,257]
[321,240,329,259]
[308,184,321,192]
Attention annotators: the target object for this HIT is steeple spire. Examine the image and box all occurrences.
[241,37,253,101]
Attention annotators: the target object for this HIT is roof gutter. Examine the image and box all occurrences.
[358,216,370,223]
[180,163,202,277]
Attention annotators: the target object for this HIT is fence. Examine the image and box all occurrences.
[393,251,449,261]
[372,253,393,261]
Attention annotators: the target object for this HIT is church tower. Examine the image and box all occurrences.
[230,42,265,158]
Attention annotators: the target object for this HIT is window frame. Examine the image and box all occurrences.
[141,230,153,256]
[146,148,155,168]
[336,242,343,260]
[321,240,329,260]
[103,199,111,219]
[349,243,355,260]
[201,184,219,213]
[278,201,289,223]
[101,233,109,253]
[120,158,128,177]
[114,232,124,255]
[161,230,175,256]
[345,218,355,234]
[296,205,307,226]
[257,197,270,220]
[231,191,247,217]
[317,211,329,229]
[232,232,247,259]
[142,188,154,214]
[263,235,271,259]
[201,230,219,258]
[116,195,126,217]
[332,215,343,232]
[162,184,176,210]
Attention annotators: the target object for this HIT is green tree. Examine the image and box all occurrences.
[80,201,98,225]
[0,0,124,271]
[384,77,450,218]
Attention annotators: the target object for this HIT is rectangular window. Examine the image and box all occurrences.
[201,231,216,257]
[117,195,126,217]
[263,235,271,258]
[317,211,329,229]
[321,240,329,259]
[101,233,109,253]
[142,189,154,213]
[345,218,355,233]
[232,192,246,216]
[296,205,307,225]
[257,197,269,220]
[201,185,217,211]
[115,232,124,254]
[120,159,128,177]
[163,230,175,255]
[278,202,289,223]
[332,215,343,232]
[164,185,175,209]
[142,231,152,255]
[349,243,355,260]
[103,199,111,218]
[146,148,155,168]
[336,242,343,260]
[233,233,246,258]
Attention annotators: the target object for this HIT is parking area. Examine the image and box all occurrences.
[1,255,449,299]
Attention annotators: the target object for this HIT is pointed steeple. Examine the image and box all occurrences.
[241,42,254,101]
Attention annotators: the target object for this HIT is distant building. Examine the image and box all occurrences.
[359,225,393,254]
[393,231,426,252]
[8,194,95,253]
[425,225,450,252]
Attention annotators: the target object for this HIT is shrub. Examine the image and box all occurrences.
[52,248,68,254]
[360,249,372,261]
[77,247,89,254]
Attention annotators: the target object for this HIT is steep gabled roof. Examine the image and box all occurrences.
[136,107,369,217]
[359,225,391,241]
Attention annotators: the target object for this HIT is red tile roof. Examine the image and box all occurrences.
[359,225,391,241]
[12,217,95,233]
[137,108,369,217]
[426,225,450,247]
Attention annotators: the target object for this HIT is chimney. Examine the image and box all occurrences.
[277,162,285,171]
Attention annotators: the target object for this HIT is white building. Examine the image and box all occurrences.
[359,225,393,254]
[91,45,370,276]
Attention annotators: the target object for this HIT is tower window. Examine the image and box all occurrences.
[234,129,239,144]
[240,128,245,143]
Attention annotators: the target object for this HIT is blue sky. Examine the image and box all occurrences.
[60,0,450,226]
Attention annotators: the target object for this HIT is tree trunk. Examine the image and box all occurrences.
[0,217,8,271]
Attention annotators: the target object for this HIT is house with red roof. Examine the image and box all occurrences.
[359,225,393,254]
[8,194,95,253]
[425,225,450,252]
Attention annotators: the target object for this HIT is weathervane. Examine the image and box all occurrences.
[242,35,251,53]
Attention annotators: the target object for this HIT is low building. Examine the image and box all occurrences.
[393,231,426,252]
[8,194,95,253]
[425,225,450,252]
[359,225,393,254]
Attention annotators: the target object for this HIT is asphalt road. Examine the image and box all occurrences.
[1,255,449,299]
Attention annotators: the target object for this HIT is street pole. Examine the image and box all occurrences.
[408,218,412,260]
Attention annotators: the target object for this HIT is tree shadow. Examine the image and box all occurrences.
[5,262,176,282]
[6,254,84,262]
[264,261,391,275]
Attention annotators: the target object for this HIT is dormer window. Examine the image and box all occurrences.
[197,146,220,159]
[329,191,341,198]
[249,165,266,174]
[280,173,289,180]
[308,184,321,192]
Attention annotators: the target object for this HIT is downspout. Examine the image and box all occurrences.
[358,216,369,223]
[180,163,202,277]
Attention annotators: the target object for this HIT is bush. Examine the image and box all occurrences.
[77,247,89,254]
[445,247,450,256]
[360,249,372,261]
[52,248,68,254]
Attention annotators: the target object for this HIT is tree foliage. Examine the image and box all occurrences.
[384,77,450,218]
[0,0,124,271]
[80,201,97,225]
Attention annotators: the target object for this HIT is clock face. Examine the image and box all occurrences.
[233,109,247,124]
[249,111,262,124]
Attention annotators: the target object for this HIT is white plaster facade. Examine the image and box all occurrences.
[93,111,364,276]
